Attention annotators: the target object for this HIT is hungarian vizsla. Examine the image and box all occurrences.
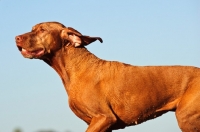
[15,22,200,132]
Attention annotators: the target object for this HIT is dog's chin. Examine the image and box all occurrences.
[21,48,45,59]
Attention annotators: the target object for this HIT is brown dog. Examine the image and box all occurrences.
[15,22,200,132]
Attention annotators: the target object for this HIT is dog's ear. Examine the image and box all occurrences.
[60,27,83,47]
[67,27,103,46]
[61,27,103,47]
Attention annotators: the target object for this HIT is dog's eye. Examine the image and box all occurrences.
[40,28,45,33]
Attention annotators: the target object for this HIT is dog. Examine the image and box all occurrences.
[15,21,200,132]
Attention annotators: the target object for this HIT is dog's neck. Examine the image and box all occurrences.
[43,45,102,92]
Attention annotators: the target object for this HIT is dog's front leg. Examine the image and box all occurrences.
[86,114,116,132]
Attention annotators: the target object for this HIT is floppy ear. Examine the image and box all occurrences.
[67,27,103,46]
[60,27,103,47]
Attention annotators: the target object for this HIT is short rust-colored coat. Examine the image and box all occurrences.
[16,22,200,132]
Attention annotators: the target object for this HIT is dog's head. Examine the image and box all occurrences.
[15,21,103,59]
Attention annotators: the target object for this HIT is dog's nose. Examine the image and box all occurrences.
[15,36,23,42]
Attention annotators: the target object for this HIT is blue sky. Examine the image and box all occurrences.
[0,0,199,132]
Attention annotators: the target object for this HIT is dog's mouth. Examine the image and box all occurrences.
[17,46,45,59]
